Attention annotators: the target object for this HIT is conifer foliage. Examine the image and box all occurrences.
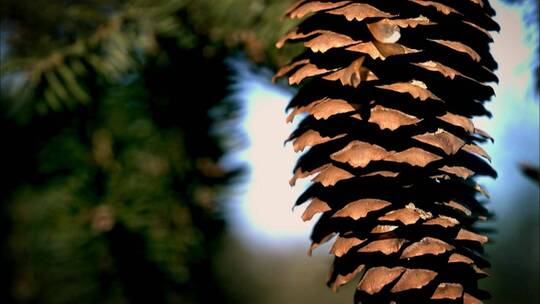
[276,0,499,302]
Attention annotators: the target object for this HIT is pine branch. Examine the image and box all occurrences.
[2,1,179,111]
[1,0,297,115]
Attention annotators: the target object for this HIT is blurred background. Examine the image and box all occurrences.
[0,0,538,303]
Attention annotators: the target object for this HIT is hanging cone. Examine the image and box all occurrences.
[276,0,498,303]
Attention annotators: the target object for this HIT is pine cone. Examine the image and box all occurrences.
[275,0,498,303]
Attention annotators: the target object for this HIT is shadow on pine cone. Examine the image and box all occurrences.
[275,0,499,303]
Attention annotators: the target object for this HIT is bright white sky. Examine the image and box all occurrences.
[225,1,539,251]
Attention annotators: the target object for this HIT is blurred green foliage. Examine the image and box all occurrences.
[0,0,297,115]
[1,48,234,304]
[0,0,297,303]
[6,81,215,302]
